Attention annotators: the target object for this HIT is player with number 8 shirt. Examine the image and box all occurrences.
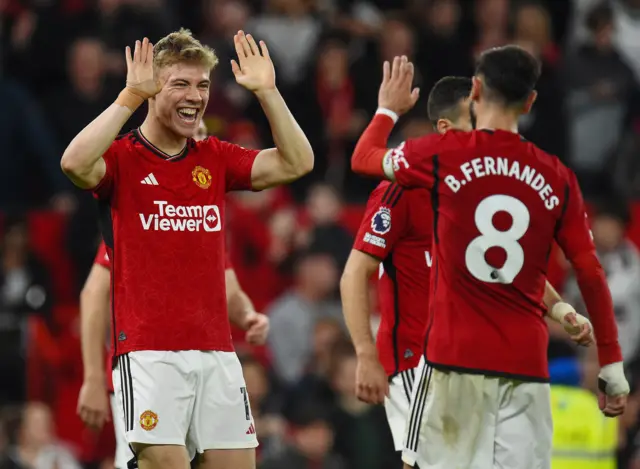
[351,49,629,469]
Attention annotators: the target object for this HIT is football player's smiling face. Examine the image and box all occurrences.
[154,63,211,138]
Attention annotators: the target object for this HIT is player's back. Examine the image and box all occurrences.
[422,129,571,381]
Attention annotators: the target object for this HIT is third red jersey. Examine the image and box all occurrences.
[353,181,433,376]
[93,242,113,392]
[388,129,600,381]
[92,129,258,358]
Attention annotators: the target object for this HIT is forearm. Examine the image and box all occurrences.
[60,91,139,188]
[572,252,622,365]
[256,88,313,176]
[340,270,376,356]
[351,113,396,178]
[79,295,109,383]
[228,290,255,329]
[542,281,563,313]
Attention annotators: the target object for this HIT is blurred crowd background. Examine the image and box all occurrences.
[2,0,640,468]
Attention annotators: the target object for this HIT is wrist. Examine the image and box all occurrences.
[355,343,377,358]
[115,88,144,112]
[83,372,106,386]
[549,302,575,324]
[376,107,399,124]
[254,87,279,100]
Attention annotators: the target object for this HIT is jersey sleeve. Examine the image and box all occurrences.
[92,140,121,200]
[385,137,437,189]
[555,171,595,261]
[93,242,110,270]
[216,139,260,192]
[353,183,409,260]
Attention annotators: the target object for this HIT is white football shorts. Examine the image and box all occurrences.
[112,350,258,458]
[110,393,135,469]
[384,361,424,451]
[403,357,552,469]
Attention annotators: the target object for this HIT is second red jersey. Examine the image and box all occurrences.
[353,181,433,376]
[92,129,258,358]
[389,129,605,381]
[93,242,113,392]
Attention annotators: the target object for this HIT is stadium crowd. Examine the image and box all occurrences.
[2,0,640,467]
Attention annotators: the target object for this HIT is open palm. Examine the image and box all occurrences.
[231,30,275,92]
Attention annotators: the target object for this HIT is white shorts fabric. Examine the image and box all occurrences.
[112,350,258,458]
[403,358,552,469]
[110,393,135,469]
[384,362,424,451]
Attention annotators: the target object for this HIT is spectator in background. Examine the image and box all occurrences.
[513,3,567,159]
[472,0,509,57]
[548,355,618,468]
[267,248,342,385]
[0,216,52,405]
[329,341,396,469]
[563,1,637,196]
[260,404,345,469]
[5,403,80,469]
[240,355,286,459]
[285,318,344,419]
[300,183,353,270]
[564,198,640,364]
[0,78,72,212]
[249,0,322,87]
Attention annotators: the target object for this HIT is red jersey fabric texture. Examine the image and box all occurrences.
[388,128,621,381]
[92,129,258,359]
[353,181,433,376]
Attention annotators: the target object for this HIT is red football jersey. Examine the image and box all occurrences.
[93,129,258,358]
[353,181,432,376]
[388,129,599,381]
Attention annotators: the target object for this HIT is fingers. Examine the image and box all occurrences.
[382,60,391,84]
[235,31,252,58]
[391,56,401,81]
[133,40,141,62]
[79,407,107,430]
[125,46,133,68]
[146,41,154,64]
[411,87,421,104]
[600,393,627,417]
[141,37,149,63]
[259,40,270,59]
[245,33,260,55]
[356,383,386,405]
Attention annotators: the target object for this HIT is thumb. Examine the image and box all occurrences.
[411,87,420,103]
[231,60,241,76]
[564,312,579,327]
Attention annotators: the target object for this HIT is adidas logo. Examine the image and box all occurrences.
[246,423,255,435]
[141,173,159,185]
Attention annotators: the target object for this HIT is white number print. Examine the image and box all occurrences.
[465,194,530,284]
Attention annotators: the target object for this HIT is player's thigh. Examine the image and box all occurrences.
[196,448,256,469]
[494,380,552,469]
[402,368,498,469]
[191,351,258,451]
[110,393,136,469]
[385,367,418,451]
[113,351,197,448]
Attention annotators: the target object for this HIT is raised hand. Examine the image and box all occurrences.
[378,55,420,116]
[231,30,276,93]
[125,37,162,99]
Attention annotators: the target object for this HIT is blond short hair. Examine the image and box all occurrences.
[154,28,218,71]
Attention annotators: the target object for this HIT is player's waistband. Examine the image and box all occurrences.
[426,360,550,384]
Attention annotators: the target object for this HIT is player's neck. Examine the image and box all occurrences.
[139,118,188,156]
[474,105,520,134]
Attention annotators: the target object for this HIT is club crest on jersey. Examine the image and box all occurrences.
[371,207,392,235]
[192,166,212,189]
[139,410,158,431]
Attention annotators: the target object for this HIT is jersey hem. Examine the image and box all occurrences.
[426,360,550,383]
[113,344,236,356]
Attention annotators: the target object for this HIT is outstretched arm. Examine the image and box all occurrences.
[230,31,313,189]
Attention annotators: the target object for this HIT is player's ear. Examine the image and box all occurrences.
[522,90,537,114]
[437,119,452,134]
[470,76,482,102]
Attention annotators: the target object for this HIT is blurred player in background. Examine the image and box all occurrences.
[62,27,312,469]
[341,76,593,456]
[351,48,628,468]
[77,242,269,469]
